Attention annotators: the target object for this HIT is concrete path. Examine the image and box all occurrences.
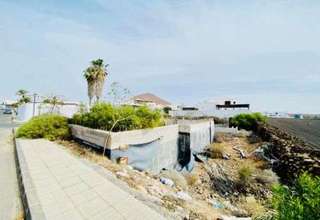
[16,139,166,220]
[0,127,21,220]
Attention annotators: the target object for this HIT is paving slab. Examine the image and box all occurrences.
[16,139,166,220]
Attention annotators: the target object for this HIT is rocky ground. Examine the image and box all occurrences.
[57,131,278,220]
[256,122,320,183]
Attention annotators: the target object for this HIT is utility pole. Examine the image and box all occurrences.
[32,93,37,117]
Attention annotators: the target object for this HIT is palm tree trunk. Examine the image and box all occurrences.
[88,81,95,106]
[96,77,106,101]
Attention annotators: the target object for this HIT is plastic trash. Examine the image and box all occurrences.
[160,177,174,187]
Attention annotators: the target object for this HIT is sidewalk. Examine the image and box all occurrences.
[0,128,21,220]
[16,139,166,220]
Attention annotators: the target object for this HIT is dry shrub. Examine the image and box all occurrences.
[247,134,262,144]
[240,196,265,218]
[214,133,224,143]
[255,169,279,187]
[253,160,269,170]
[162,195,186,211]
[185,173,199,186]
[208,143,225,159]
[238,162,255,186]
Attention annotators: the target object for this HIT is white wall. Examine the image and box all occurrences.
[17,103,80,122]
[169,109,250,118]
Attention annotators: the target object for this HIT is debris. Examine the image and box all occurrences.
[117,156,128,165]
[176,191,192,201]
[160,170,188,190]
[209,199,224,209]
[160,177,174,187]
[223,154,231,160]
[116,170,129,178]
[233,147,246,159]
[204,161,234,196]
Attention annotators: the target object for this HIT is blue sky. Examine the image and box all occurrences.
[0,0,320,113]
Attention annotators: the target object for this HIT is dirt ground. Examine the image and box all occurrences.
[57,131,277,220]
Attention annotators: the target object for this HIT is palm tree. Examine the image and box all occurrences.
[83,59,109,106]
[16,89,31,104]
[43,95,63,113]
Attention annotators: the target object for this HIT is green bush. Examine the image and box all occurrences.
[71,103,165,132]
[16,114,70,141]
[230,113,267,131]
[271,173,320,220]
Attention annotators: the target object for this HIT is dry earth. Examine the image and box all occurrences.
[56,132,277,220]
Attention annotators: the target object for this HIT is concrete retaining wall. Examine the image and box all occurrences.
[179,121,214,153]
[110,125,179,173]
[70,121,214,173]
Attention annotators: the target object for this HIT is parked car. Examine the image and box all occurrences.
[3,108,12,114]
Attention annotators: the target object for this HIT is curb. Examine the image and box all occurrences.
[13,130,46,220]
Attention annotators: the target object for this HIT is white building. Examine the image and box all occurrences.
[16,102,80,122]
[170,100,251,118]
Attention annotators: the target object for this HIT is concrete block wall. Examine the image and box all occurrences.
[70,124,110,149]
[70,121,214,173]
[110,125,179,173]
[179,121,214,153]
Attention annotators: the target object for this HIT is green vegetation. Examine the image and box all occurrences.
[71,103,165,132]
[230,113,267,130]
[43,95,64,113]
[16,114,70,141]
[271,173,320,220]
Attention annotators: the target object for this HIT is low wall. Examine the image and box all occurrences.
[179,121,214,153]
[70,125,180,173]
[70,121,214,173]
[111,125,180,173]
[215,126,238,134]
[169,109,250,118]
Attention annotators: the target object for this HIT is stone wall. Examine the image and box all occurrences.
[256,123,320,183]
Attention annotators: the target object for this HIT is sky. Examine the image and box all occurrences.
[0,0,320,113]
